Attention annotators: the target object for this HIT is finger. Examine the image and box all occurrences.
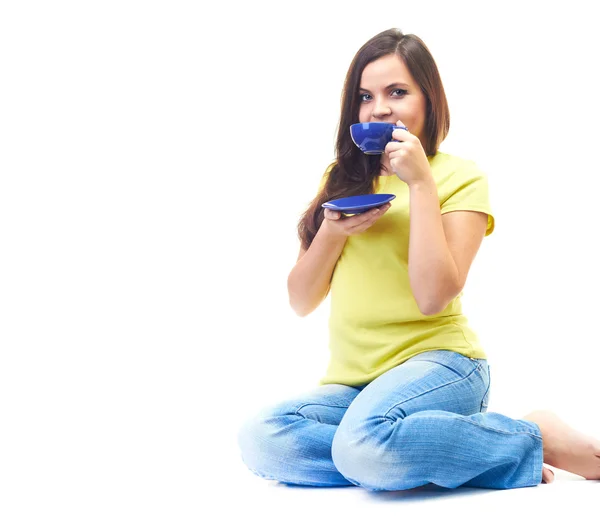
[391,127,411,141]
[343,209,376,229]
[388,147,408,160]
[365,204,390,221]
[385,141,403,154]
[373,203,391,216]
[364,206,382,220]
[351,214,384,234]
[346,206,384,229]
[395,119,410,131]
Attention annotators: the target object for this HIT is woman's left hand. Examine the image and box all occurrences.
[384,120,433,186]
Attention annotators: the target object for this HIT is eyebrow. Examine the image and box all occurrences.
[359,82,410,92]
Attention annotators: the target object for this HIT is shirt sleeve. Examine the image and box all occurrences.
[318,162,335,193]
[440,161,495,236]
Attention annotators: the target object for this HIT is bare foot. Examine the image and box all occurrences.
[523,409,600,480]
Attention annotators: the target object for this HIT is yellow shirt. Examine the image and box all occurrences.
[318,152,495,387]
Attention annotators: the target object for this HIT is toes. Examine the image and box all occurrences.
[542,466,555,484]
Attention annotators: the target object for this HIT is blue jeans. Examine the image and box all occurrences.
[237,350,544,490]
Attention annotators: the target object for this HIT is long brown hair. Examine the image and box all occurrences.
[297,28,450,250]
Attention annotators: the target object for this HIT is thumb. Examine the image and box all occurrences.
[324,208,341,220]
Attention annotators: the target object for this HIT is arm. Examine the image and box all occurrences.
[408,177,488,315]
[287,221,347,317]
[288,203,391,317]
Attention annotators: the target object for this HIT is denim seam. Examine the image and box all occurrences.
[407,358,473,378]
[480,367,491,412]
[382,409,543,440]
[451,414,543,441]
[245,465,352,487]
[533,438,544,485]
[294,403,349,416]
[383,362,479,420]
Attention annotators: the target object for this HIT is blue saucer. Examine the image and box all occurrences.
[322,193,396,214]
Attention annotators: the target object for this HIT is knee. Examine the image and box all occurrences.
[331,420,397,490]
[237,411,272,474]
[237,407,300,479]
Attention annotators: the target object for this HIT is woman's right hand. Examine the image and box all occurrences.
[321,203,391,238]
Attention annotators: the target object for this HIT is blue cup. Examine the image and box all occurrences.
[350,122,408,155]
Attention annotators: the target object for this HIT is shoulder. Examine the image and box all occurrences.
[431,151,483,176]
[431,151,488,189]
[434,152,495,235]
[318,161,337,191]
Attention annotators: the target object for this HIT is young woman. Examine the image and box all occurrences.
[237,28,600,490]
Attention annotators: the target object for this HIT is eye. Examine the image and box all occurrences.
[392,88,407,97]
[359,93,371,102]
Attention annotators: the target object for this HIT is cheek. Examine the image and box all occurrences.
[400,100,426,130]
[358,105,368,123]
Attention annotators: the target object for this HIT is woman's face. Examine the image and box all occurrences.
[358,54,427,144]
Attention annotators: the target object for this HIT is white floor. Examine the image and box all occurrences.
[220,463,598,518]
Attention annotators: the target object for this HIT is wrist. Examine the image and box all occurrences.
[408,173,436,192]
[320,218,348,244]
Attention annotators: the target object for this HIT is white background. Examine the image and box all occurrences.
[1,1,599,517]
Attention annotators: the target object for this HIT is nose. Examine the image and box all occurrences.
[372,97,392,118]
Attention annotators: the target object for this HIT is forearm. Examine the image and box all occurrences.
[408,177,460,315]
[287,221,347,317]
